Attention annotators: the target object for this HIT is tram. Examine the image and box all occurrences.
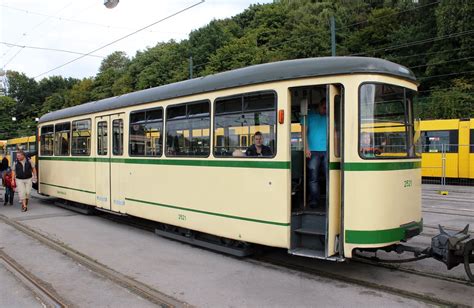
[5,135,37,166]
[37,57,425,261]
[420,118,474,180]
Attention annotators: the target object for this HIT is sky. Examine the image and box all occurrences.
[0,0,273,80]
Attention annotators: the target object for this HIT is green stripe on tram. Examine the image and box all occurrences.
[345,220,423,244]
[125,197,290,227]
[39,156,290,169]
[40,182,95,194]
[344,161,421,171]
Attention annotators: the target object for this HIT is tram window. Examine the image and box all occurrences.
[71,119,91,156]
[214,92,276,157]
[421,130,458,153]
[130,108,163,156]
[359,84,417,159]
[113,119,124,155]
[29,142,36,152]
[54,122,71,156]
[19,143,27,151]
[40,125,54,156]
[471,129,474,153]
[97,121,108,155]
[166,101,210,157]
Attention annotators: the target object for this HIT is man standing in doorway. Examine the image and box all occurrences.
[302,98,327,208]
[12,151,37,212]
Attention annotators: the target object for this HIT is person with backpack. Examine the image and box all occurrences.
[12,151,37,212]
[3,168,15,206]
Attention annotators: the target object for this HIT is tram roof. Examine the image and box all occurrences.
[39,57,416,123]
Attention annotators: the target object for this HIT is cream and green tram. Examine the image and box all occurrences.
[37,57,421,260]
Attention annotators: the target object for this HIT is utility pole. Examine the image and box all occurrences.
[189,56,193,79]
[330,16,336,56]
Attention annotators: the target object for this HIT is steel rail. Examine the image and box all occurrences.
[0,214,189,308]
[0,251,69,308]
[251,255,472,308]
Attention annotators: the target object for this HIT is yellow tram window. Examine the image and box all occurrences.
[421,130,459,153]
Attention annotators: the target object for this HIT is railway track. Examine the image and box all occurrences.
[252,252,473,308]
[0,250,69,308]
[101,213,474,307]
[24,196,474,306]
[0,214,188,308]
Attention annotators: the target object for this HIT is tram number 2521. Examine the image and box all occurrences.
[178,214,187,221]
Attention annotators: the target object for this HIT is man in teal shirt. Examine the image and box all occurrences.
[302,99,327,208]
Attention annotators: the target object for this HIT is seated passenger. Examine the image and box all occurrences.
[245,131,273,157]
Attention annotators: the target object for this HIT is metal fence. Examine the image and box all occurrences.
[421,144,474,191]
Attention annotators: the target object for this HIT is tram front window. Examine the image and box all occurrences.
[359,83,418,159]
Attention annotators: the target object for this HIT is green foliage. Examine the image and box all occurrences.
[0,96,17,139]
[3,0,473,138]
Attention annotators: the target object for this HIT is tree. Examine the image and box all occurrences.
[0,96,18,139]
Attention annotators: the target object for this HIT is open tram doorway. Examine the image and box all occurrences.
[289,84,343,259]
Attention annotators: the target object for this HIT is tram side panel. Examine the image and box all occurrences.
[39,158,96,206]
[121,161,290,249]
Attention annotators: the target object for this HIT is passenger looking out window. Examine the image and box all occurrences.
[245,131,273,157]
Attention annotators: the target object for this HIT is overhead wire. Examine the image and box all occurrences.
[33,0,205,79]
[0,41,105,58]
[1,1,75,66]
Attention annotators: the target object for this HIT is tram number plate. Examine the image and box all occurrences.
[178,214,187,221]
[404,180,412,188]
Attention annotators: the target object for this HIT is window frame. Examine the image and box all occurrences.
[54,122,71,156]
[40,125,55,156]
[358,82,417,160]
[113,119,124,156]
[165,100,211,158]
[97,121,108,156]
[71,118,92,156]
[213,90,278,159]
[421,130,459,154]
[129,107,164,157]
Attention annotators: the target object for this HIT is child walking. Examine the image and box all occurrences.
[3,168,15,206]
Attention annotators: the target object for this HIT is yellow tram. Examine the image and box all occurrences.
[37,57,422,260]
[5,135,37,166]
[420,118,474,179]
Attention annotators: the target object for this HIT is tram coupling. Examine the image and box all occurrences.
[354,224,474,282]
[430,224,474,281]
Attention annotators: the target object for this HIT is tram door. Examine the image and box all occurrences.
[95,116,111,210]
[95,114,125,211]
[326,85,343,257]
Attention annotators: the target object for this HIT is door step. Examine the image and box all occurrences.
[94,207,127,216]
[294,228,325,236]
[289,248,326,259]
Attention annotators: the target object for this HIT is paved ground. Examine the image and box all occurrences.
[0,185,472,307]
